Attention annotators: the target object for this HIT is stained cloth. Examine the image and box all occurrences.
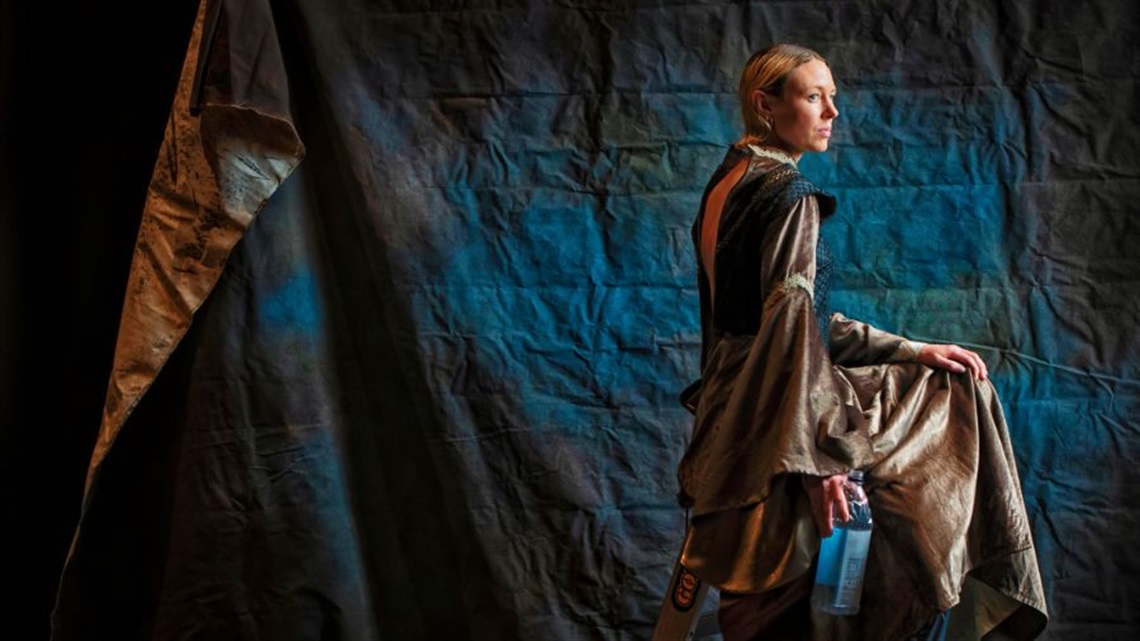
[678,146,1048,640]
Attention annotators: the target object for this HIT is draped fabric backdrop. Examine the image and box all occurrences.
[4,1,1136,640]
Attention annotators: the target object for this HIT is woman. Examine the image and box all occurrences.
[676,44,1048,640]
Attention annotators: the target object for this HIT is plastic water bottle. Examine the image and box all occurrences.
[811,470,873,615]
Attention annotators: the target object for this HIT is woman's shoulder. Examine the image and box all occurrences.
[733,149,837,219]
[773,171,836,218]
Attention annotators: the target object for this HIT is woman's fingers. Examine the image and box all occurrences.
[807,477,833,538]
[923,344,989,380]
[972,349,989,380]
[816,494,833,538]
[951,346,989,380]
[804,474,849,538]
[934,352,967,374]
[826,476,850,525]
[962,348,988,380]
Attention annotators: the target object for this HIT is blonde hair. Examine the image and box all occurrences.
[737,44,826,147]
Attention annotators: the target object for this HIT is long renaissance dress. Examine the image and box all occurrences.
[676,144,1048,640]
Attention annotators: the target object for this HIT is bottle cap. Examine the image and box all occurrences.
[848,470,865,483]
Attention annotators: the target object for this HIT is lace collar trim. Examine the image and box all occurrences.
[746,144,798,167]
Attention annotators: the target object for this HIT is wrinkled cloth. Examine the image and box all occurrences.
[676,146,1048,640]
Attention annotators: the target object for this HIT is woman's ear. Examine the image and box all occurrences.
[752,88,774,120]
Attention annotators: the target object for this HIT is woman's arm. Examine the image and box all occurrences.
[828,313,912,365]
[829,313,988,380]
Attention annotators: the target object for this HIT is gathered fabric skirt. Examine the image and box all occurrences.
[680,357,1048,641]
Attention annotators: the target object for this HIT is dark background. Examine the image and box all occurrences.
[1,2,199,639]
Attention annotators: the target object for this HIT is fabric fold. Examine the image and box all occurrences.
[60,0,304,576]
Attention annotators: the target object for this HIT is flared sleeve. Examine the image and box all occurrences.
[829,312,923,366]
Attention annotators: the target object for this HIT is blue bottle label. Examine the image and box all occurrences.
[834,528,872,604]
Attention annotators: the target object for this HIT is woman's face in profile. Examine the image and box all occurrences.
[758,59,839,159]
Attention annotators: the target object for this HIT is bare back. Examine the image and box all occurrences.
[699,157,750,302]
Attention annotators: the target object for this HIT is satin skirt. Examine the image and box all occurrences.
[682,356,1047,640]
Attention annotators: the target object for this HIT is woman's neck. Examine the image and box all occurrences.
[747,144,799,167]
